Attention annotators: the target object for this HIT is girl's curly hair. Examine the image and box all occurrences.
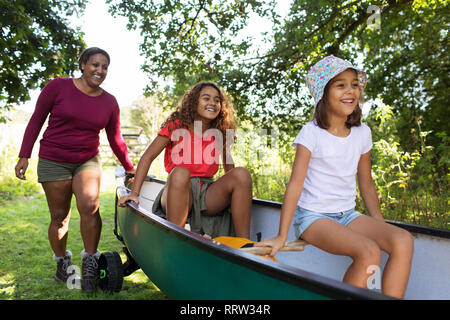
[161,82,237,139]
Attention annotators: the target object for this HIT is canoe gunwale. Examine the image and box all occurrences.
[144,175,449,239]
[251,199,450,239]
[116,177,393,300]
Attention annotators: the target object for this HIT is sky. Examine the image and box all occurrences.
[19,1,147,112]
[77,1,148,107]
[19,0,292,113]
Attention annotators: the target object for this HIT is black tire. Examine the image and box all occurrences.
[98,251,124,293]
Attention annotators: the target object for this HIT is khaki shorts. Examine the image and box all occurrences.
[151,177,235,238]
[37,154,102,183]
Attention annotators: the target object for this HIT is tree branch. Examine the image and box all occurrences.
[176,0,206,40]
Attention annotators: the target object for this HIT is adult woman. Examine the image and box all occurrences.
[14,47,135,293]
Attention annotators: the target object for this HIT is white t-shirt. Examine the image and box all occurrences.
[293,121,373,213]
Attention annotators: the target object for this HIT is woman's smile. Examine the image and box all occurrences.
[341,98,355,105]
[81,53,109,88]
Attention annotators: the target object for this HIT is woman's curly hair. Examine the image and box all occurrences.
[161,82,237,139]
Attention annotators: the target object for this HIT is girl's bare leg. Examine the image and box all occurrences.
[42,180,73,257]
[161,167,193,227]
[347,215,414,298]
[204,167,252,238]
[301,218,382,289]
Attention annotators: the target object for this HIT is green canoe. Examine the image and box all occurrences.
[101,169,450,300]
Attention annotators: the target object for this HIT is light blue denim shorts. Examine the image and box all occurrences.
[293,207,363,239]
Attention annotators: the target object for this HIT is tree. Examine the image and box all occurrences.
[107,0,448,140]
[0,0,87,121]
[106,0,278,113]
[109,0,448,225]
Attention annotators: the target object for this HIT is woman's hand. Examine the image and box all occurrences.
[125,168,136,175]
[15,158,29,180]
[254,235,287,257]
[118,193,139,207]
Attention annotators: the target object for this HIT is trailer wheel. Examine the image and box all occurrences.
[98,251,123,293]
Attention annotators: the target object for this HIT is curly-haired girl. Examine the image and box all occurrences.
[119,82,252,238]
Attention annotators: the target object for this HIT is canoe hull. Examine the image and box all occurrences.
[116,175,390,300]
[118,204,331,299]
[115,172,450,300]
[250,200,450,300]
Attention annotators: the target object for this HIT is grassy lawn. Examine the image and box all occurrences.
[0,166,166,300]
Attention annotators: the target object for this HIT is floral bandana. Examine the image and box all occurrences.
[306,55,367,106]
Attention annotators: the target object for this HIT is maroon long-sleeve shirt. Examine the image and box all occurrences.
[19,77,134,171]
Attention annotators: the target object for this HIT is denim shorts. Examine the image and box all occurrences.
[293,207,363,239]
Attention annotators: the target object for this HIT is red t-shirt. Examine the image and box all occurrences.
[158,120,221,177]
[18,77,134,171]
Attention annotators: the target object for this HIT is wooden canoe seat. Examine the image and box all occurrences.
[240,239,308,256]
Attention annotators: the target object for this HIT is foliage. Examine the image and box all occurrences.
[0,123,40,204]
[108,0,449,228]
[0,174,40,205]
[223,119,294,201]
[124,95,173,177]
[106,0,278,115]
[107,1,448,138]
[0,0,87,122]
[128,95,173,139]
[106,0,449,171]
[362,103,448,228]
[358,0,449,153]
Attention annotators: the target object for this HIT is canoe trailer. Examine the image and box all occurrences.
[97,174,140,293]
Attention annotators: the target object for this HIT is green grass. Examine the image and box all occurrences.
[0,167,167,300]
